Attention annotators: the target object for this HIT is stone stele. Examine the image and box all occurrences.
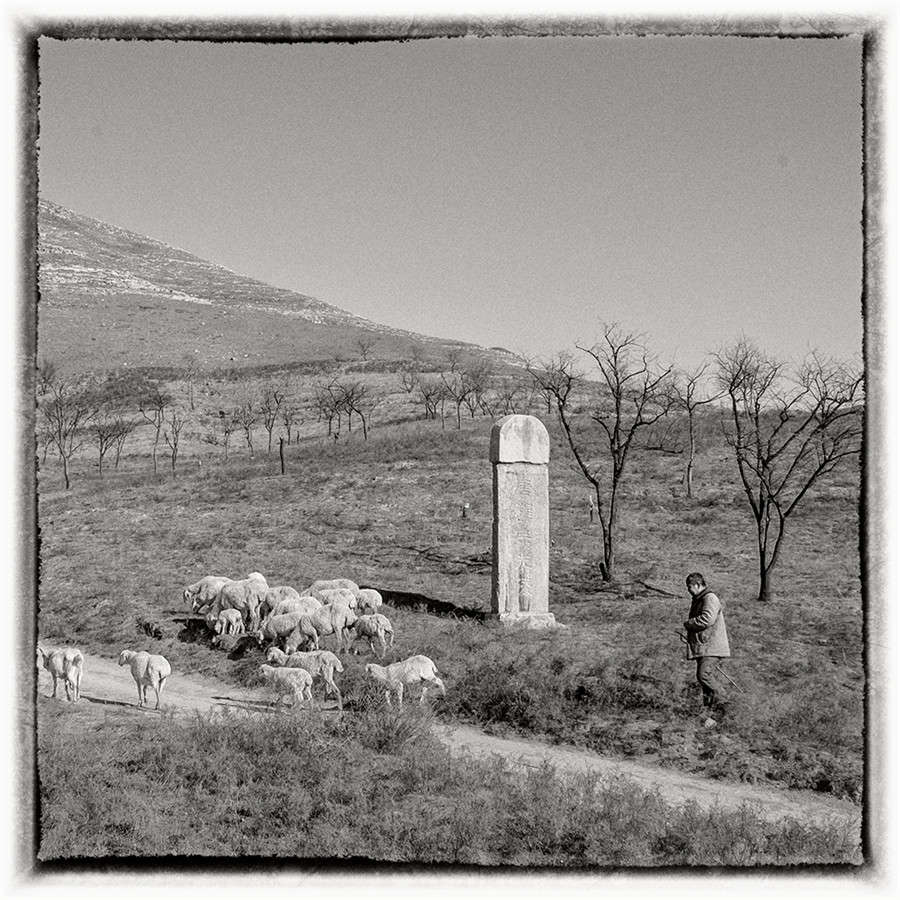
[489,414,556,628]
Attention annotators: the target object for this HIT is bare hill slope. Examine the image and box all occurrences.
[36,199,516,374]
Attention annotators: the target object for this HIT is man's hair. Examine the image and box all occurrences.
[685,572,706,587]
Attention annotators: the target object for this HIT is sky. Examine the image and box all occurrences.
[36,34,864,371]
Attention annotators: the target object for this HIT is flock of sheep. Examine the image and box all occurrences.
[36,570,446,714]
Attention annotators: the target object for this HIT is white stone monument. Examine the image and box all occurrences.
[490,414,556,628]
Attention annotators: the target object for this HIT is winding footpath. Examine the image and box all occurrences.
[37,652,861,834]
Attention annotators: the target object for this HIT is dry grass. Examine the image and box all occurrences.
[37,388,863,803]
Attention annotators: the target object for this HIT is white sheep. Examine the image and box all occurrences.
[365,655,445,706]
[265,647,344,711]
[206,572,268,630]
[214,608,245,636]
[261,594,322,624]
[254,611,314,647]
[284,604,358,655]
[258,585,302,620]
[355,588,383,616]
[117,649,171,710]
[259,664,313,709]
[184,575,233,613]
[36,645,84,702]
[304,578,359,602]
[348,613,395,658]
[317,588,358,610]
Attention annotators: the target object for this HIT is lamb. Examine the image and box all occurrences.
[213,608,245,636]
[304,578,359,602]
[36,645,84,702]
[365,654,445,706]
[206,572,268,630]
[261,594,322,624]
[354,588,383,616]
[284,604,357,654]
[258,585,303,620]
[259,664,313,709]
[348,613,395,658]
[117,649,171,710]
[265,647,344,711]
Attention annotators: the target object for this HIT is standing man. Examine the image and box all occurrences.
[682,572,731,709]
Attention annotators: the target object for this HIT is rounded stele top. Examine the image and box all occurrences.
[489,414,550,464]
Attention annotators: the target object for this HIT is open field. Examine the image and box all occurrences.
[36,383,864,810]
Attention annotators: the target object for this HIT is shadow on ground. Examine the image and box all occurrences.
[369,587,486,621]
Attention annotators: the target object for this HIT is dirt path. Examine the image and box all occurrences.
[38,653,861,833]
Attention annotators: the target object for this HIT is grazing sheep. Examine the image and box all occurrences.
[348,613,394,658]
[262,594,322,624]
[184,575,233,612]
[214,608,245,636]
[258,585,302,620]
[317,588,358,610]
[284,604,357,654]
[207,573,268,631]
[254,611,314,647]
[36,646,84,702]
[355,588,383,616]
[259,664,313,709]
[117,649,171,710]
[265,647,344,710]
[304,578,359,602]
[283,616,320,654]
[365,655,445,706]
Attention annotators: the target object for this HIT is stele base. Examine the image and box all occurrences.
[490,611,558,630]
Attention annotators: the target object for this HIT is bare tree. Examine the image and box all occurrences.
[671,364,725,497]
[112,417,139,469]
[492,376,530,415]
[529,326,672,583]
[341,381,380,439]
[717,340,863,602]
[180,353,202,411]
[138,384,172,475]
[444,346,466,374]
[203,410,238,461]
[355,335,378,361]
[163,406,188,475]
[39,376,99,489]
[90,409,124,475]
[415,375,444,421]
[460,361,493,418]
[280,402,304,445]
[258,383,287,454]
[314,379,346,436]
[233,394,258,454]
[440,372,471,429]
[36,358,57,396]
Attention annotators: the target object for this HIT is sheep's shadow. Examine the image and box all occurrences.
[80,694,159,712]
[211,695,271,710]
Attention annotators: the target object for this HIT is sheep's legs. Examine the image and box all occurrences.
[155,677,167,710]
[50,674,58,699]
[396,684,404,706]
[384,690,392,707]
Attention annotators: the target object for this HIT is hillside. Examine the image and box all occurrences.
[36,199,518,375]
